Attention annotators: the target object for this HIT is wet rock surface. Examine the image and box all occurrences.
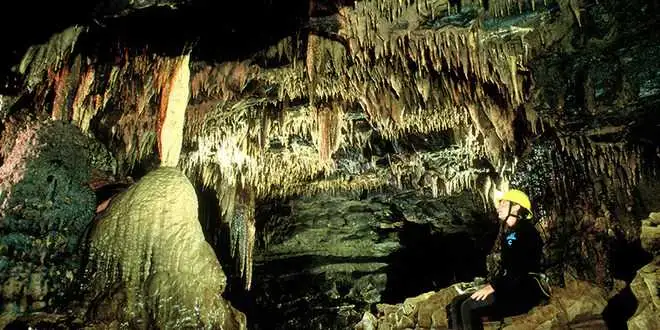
[0,119,114,324]
[230,191,495,330]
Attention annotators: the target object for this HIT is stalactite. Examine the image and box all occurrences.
[189,61,256,102]
[14,0,564,197]
[49,66,70,120]
[567,0,582,27]
[229,184,256,290]
[18,25,86,91]
[71,64,96,132]
[156,54,191,167]
[317,105,332,163]
[306,32,322,107]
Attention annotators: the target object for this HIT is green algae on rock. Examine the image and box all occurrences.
[0,119,114,321]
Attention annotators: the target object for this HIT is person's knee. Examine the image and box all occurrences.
[450,294,469,312]
[460,297,475,314]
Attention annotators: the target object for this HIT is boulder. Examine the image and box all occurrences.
[627,257,660,329]
[640,213,660,256]
[627,212,660,329]
[0,120,114,320]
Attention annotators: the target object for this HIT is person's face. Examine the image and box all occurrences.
[496,199,520,223]
[496,200,511,221]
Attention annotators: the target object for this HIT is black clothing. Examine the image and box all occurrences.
[491,219,543,310]
[447,293,496,330]
[447,219,544,329]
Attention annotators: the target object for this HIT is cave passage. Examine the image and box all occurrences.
[382,221,494,303]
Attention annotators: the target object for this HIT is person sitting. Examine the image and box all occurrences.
[447,189,545,330]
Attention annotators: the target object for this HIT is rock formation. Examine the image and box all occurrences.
[627,212,660,329]
[85,167,246,329]
[355,275,612,329]
[0,0,659,328]
[0,119,114,326]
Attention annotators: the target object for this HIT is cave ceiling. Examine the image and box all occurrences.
[1,0,659,288]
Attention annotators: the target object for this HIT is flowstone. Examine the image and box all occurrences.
[86,167,246,329]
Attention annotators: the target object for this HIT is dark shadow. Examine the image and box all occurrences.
[196,185,224,249]
[382,221,490,303]
[602,238,653,328]
[602,285,638,329]
[225,254,389,330]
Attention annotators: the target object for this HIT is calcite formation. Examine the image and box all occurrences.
[0,2,658,328]
[5,0,623,291]
[86,167,246,329]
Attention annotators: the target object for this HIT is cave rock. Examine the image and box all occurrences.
[86,167,246,329]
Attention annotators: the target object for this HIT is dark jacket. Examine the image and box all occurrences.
[491,219,543,311]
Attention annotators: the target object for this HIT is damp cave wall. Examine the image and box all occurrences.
[197,189,499,330]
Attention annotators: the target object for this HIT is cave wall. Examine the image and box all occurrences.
[219,190,495,330]
[0,0,659,328]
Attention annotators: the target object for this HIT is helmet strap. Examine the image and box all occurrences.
[507,203,519,220]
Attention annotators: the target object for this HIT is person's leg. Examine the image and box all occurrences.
[447,293,471,329]
[460,293,496,330]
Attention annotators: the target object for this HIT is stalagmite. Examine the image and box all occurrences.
[87,168,246,329]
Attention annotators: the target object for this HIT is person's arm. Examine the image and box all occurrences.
[490,256,506,291]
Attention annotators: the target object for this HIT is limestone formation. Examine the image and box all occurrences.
[628,212,660,330]
[0,0,659,328]
[86,167,246,329]
[627,257,660,330]
[0,119,114,325]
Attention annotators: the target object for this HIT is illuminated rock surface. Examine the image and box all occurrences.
[627,212,660,330]
[86,166,246,329]
[0,0,659,328]
[627,257,660,330]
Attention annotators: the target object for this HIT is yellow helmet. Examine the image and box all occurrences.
[498,189,533,219]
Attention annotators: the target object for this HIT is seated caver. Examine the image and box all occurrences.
[446,189,548,330]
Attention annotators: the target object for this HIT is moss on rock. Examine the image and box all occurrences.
[0,119,114,318]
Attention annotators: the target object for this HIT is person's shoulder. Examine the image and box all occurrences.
[521,220,540,235]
